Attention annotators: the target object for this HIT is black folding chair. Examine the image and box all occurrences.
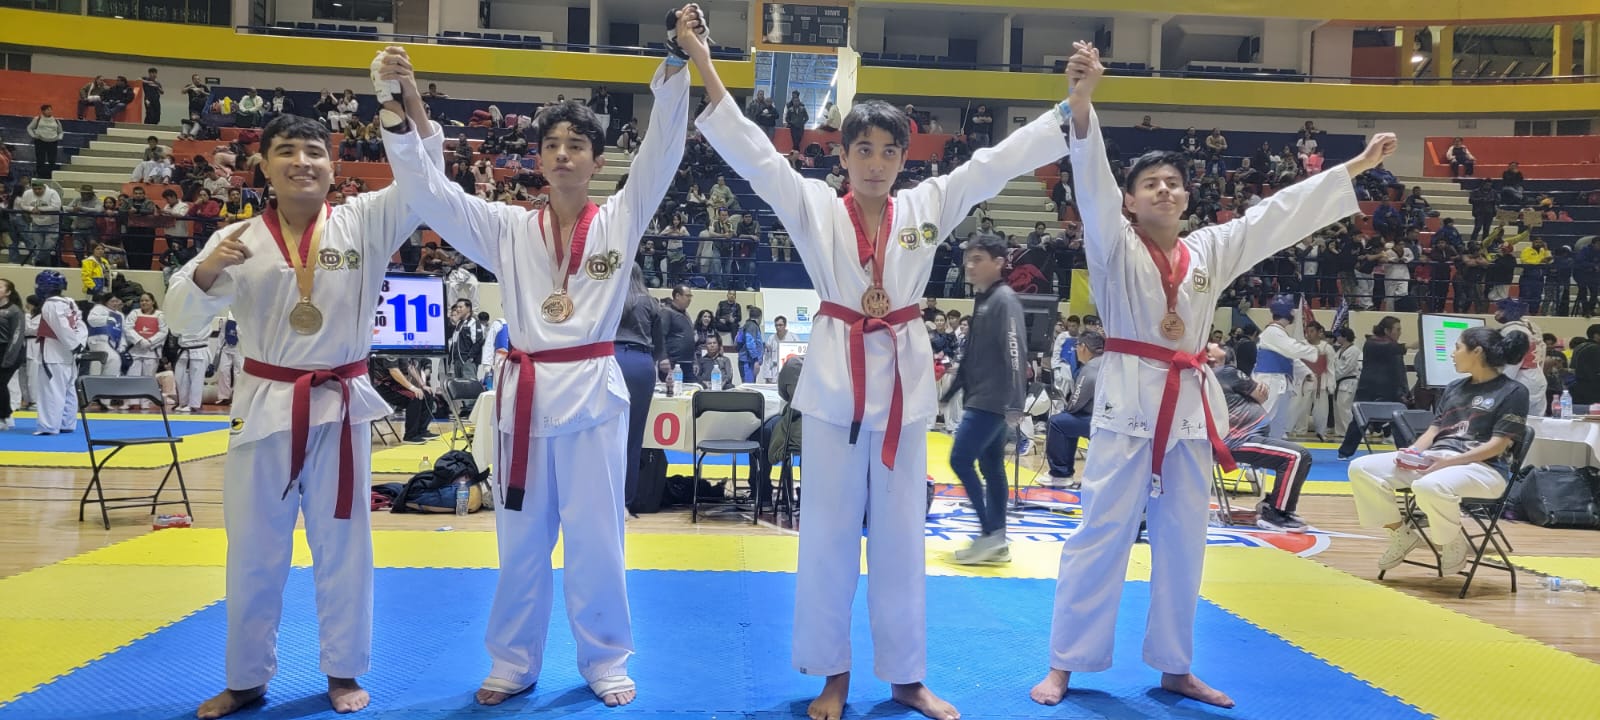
[690,390,765,524]
[1388,409,1436,449]
[76,376,191,530]
[447,379,485,452]
[1351,401,1410,454]
[1380,424,1533,598]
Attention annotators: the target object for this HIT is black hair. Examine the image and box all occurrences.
[967,232,1009,260]
[1066,315,1080,323]
[140,292,158,310]
[747,305,763,321]
[1083,314,1101,326]
[39,104,50,112]
[1336,327,1356,342]
[92,292,114,304]
[531,100,606,154]
[162,189,178,199]
[1305,321,1325,334]
[1077,329,1106,355]
[775,315,787,324]
[452,298,472,310]
[1374,316,1401,337]
[261,113,331,156]
[1123,150,1190,194]
[1460,326,1529,368]
[477,311,490,323]
[671,283,693,299]
[840,100,910,150]
[1222,346,1238,367]
[147,67,157,73]
[1589,323,1600,341]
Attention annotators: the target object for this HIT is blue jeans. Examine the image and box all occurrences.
[950,408,1010,536]
[615,343,656,511]
[1046,411,1091,477]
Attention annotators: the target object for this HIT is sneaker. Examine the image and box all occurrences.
[1038,475,1076,489]
[176,407,192,414]
[1336,454,1353,461]
[421,431,441,439]
[1016,436,1034,456]
[1255,504,1308,533]
[952,532,1011,565]
[402,437,428,445]
[1378,525,1424,571]
[1,418,12,429]
[1286,513,1318,533]
[1438,535,1471,576]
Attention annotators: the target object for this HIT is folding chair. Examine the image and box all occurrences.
[690,390,764,524]
[1380,424,1533,598]
[446,379,485,452]
[370,413,401,446]
[1210,464,1264,526]
[76,376,192,530]
[768,450,799,526]
[1388,408,1435,449]
[1351,401,1410,455]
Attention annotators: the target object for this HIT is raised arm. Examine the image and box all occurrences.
[1061,44,1131,276]
[606,59,690,255]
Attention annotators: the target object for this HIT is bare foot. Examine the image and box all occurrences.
[806,672,850,720]
[327,677,369,714]
[600,684,636,707]
[1029,669,1071,706]
[195,686,265,719]
[1160,673,1234,708]
[475,689,511,706]
[891,682,959,720]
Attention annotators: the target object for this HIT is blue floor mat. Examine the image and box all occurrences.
[2,568,1420,719]
[0,417,227,452]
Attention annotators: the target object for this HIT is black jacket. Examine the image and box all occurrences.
[949,284,1027,415]
[661,298,696,363]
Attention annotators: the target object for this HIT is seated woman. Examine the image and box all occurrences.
[1348,326,1530,576]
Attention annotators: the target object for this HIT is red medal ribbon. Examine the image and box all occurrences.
[243,357,369,519]
[496,341,615,511]
[537,202,600,291]
[1137,231,1191,316]
[262,203,332,267]
[845,191,895,287]
[814,301,921,469]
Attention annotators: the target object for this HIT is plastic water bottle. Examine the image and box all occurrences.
[671,365,683,395]
[1559,389,1574,419]
[711,365,722,389]
[454,479,469,516]
[418,455,431,474]
[1541,576,1589,607]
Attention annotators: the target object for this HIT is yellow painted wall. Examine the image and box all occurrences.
[862,0,1600,24]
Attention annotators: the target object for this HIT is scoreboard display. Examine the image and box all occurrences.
[759,2,850,50]
[372,273,447,353]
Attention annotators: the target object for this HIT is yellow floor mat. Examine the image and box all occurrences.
[1510,555,1600,587]
[1201,547,1600,719]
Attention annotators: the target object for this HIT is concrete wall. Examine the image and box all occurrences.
[1310,25,1354,78]
[1017,15,1102,68]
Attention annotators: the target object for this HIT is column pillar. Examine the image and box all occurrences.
[1433,26,1453,83]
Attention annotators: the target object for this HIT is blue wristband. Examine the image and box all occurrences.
[665,55,687,68]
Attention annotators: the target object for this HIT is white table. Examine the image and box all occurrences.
[1525,416,1600,468]
[469,384,784,471]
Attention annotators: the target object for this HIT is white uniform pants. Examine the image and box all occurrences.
[1049,430,1212,675]
[87,339,122,377]
[216,348,242,401]
[1289,386,1313,435]
[1310,390,1332,437]
[176,348,209,410]
[794,419,928,684]
[11,362,28,407]
[1255,372,1291,439]
[485,418,632,687]
[1334,383,1356,435]
[1349,450,1505,539]
[224,423,374,690]
[31,361,77,433]
[127,356,160,408]
[1511,369,1548,417]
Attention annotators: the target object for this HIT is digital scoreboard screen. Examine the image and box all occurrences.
[761,2,849,48]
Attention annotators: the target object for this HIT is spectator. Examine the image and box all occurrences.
[93,196,122,262]
[617,117,639,154]
[733,213,761,288]
[330,89,358,132]
[903,104,921,134]
[1336,316,1409,459]
[161,188,192,252]
[1446,137,1475,177]
[824,164,846,195]
[220,188,255,223]
[182,73,210,116]
[421,83,448,100]
[734,305,764,382]
[141,67,163,124]
[1570,324,1600,405]
[370,355,436,444]
[1134,115,1158,131]
[1426,237,1458,313]
[783,90,808,150]
[1546,246,1574,317]
[1204,128,1227,176]
[1372,201,1403,241]
[1381,236,1414,311]
[695,335,737,389]
[1518,236,1553,314]
[264,87,295,124]
[1177,128,1201,158]
[965,104,994,147]
[759,315,793,382]
[103,77,134,119]
[1026,221,1053,248]
[1043,329,1104,486]
[662,285,697,382]
[588,85,614,133]
[26,105,63,180]
[1468,181,1497,242]
[419,242,448,274]
[1403,186,1431,229]
[178,112,202,141]
[65,184,100,259]
[699,206,734,280]
[81,242,114,294]
[1295,127,1319,158]
[714,289,742,338]
[693,308,716,352]
[14,180,60,265]
[1576,242,1600,317]
[708,175,736,213]
[234,88,263,128]
[1500,162,1524,206]
[820,100,841,132]
[119,185,159,270]
[77,76,107,120]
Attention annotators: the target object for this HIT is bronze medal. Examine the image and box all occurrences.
[289,300,324,335]
[541,291,574,324]
[1159,311,1185,341]
[861,285,892,319]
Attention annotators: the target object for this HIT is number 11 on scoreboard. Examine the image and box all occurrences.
[386,293,443,333]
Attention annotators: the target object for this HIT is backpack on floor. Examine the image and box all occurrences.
[392,450,489,514]
[1516,465,1600,529]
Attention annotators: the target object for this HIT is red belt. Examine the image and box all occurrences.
[496,341,615,511]
[242,357,369,519]
[1102,338,1236,491]
[815,301,921,470]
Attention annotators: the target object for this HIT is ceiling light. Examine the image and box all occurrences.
[1411,53,1426,63]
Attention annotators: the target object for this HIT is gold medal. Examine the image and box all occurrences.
[1159,311,1185,341]
[289,300,324,335]
[861,285,892,319]
[541,291,574,324]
